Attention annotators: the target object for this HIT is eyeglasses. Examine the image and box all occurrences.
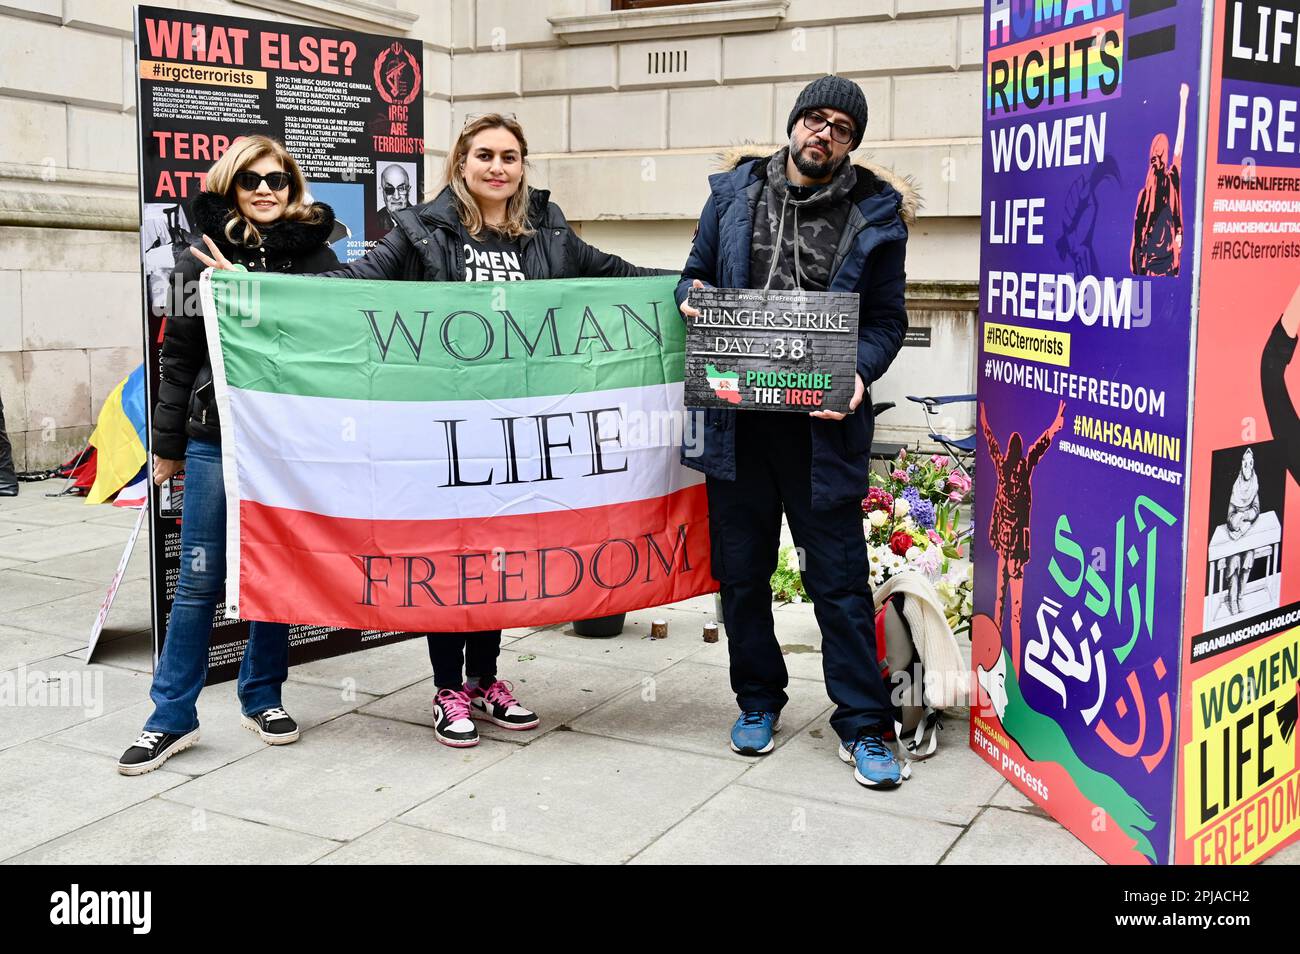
[801,111,855,145]
[382,183,410,196]
[235,170,291,192]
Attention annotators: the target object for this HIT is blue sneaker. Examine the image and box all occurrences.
[838,729,902,788]
[730,710,781,755]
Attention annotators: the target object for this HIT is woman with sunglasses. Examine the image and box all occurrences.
[194,113,669,749]
[119,136,340,774]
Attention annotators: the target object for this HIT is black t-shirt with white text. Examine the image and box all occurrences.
[462,231,527,281]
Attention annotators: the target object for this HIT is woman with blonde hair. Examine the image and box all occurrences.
[119,135,340,774]
[196,113,669,748]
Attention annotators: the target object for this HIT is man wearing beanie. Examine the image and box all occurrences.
[677,75,913,789]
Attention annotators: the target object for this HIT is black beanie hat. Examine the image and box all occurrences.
[786,75,868,149]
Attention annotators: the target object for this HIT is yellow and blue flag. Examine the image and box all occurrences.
[86,364,147,505]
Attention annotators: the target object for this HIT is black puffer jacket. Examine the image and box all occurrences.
[152,192,340,459]
[321,184,670,281]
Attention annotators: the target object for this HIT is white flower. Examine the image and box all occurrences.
[893,497,910,518]
[917,547,942,579]
[905,546,922,562]
[867,510,888,528]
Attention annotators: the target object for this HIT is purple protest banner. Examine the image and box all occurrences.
[972,0,1204,865]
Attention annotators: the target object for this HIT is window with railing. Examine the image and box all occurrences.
[611,0,723,10]
[553,0,780,45]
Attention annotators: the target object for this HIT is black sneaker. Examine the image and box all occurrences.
[117,728,199,775]
[433,688,479,747]
[240,707,300,744]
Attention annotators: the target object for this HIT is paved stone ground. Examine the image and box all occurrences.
[2,479,1296,865]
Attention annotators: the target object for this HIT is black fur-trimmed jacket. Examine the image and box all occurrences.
[152,192,339,460]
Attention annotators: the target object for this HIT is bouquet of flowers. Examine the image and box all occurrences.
[771,545,809,603]
[862,449,974,634]
[936,562,974,637]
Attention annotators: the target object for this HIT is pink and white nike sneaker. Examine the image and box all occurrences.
[466,678,539,730]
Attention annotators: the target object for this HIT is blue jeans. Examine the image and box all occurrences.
[145,437,288,733]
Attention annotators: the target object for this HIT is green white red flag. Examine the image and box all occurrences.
[200,269,713,631]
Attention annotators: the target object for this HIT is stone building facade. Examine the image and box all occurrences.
[0,0,978,471]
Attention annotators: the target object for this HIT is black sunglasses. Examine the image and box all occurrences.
[801,111,855,145]
[235,170,291,192]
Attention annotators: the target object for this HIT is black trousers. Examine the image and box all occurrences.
[426,630,501,690]
[705,411,894,741]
